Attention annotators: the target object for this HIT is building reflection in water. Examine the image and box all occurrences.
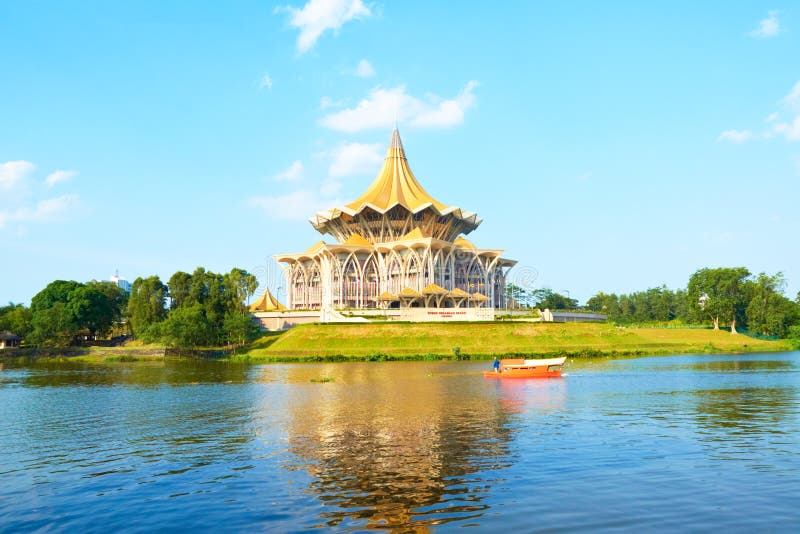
[274,362,566,531]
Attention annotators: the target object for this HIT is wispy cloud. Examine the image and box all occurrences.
[771,117,800,141]
[249,141,383,221]
[278,0,371,53]
[782,81,800,111]
[749,10,781,38]
[1,161,82,231]
[249,189,344,221]
[353,59,375,78]
[319,96,342,109]
[0,160,35,192]
[320,81,479,132]
[271,160,304,182]
[259,73,273,91]
[768,82,800,141]
[328,142,382,177]
[0,194,80,230]
[45,169,78,188]
[717,129,753,143]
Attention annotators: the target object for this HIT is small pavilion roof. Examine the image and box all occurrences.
[249,288,287,312]
[399,227,430,241]
[342,232,372,247]
[377,291,398,301]
[304,240,327,255]
[0,331,21,341]
[454,236,476,249]
[469,292,489,301]
[398,287,422,298]
[422,283,449,295]
[448,288,471,298]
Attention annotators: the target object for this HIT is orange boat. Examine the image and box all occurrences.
[483,357,566,379]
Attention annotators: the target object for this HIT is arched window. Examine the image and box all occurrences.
[340,255,360,309]
[362,255,379,309]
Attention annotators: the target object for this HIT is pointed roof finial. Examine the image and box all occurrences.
[389,126,404,152]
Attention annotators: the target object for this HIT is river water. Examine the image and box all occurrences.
[1,352,799,532]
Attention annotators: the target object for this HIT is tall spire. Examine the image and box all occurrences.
[388,126,404,152]
[344,128,447,213]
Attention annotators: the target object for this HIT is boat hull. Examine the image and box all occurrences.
[483,357,566,379]
[483,368,562,379]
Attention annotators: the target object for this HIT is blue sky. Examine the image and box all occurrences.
[2,1,799,305]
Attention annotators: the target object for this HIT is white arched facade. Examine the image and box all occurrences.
[278,240,515,311]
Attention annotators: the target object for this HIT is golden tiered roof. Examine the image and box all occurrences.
[345,129,450,213]
[311,128,481,239]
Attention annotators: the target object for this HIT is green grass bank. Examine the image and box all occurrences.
[237,322,791,362]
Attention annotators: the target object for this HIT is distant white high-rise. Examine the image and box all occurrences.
[110,271,132,293]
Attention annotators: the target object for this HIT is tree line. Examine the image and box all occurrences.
[507,267,800,339]
[1,267,259,349]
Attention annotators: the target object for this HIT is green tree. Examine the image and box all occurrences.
[687,267,751,332]
[30,280,82,313]
[586,292,620,316]
[29,280,83,346]
[167,271,192,310]
[745,272,799,337]
[67,285,116,338]
[505,283,533,308]
[226,268,259,310]
[88,281,128,325]
[127,276,168,337]
[29,280,126,344]
[223,312,256,348]
[158,304,214,348]
[0,303,33,339]
[29,302,76,347]
[532,288,578,310]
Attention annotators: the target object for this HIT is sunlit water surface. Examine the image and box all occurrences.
[1,352,799,532]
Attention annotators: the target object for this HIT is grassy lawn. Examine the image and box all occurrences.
[240,322,791,361]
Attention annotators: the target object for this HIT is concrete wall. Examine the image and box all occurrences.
[541,309,607,323]
[252,311,321,331]
[396,307,495,322]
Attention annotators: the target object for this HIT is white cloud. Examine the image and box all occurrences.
[765,112,779,123]
[782,81,800,111]
[717,129,753,143]
[320,81,479,132]
[0,160,35,192]
[765,82,800,141]
[271,160,304,182]
[249,189,344,221]
[279,0,371,53]
[45,169,78,188]
[259,73,273,91]
[354,59,375,78]
[411,81,478,128]
[749,10,781,38]
[319,96,343,109]
[328,142,383,177]
[771,116,800,141]
[0,194,79,230]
